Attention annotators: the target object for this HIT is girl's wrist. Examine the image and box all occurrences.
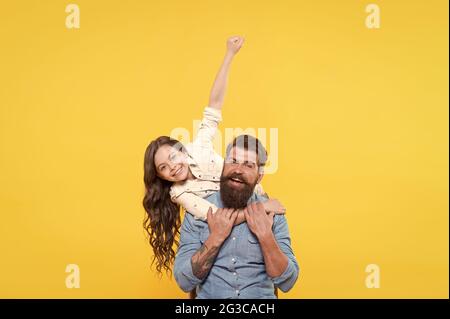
[224,51,235,60]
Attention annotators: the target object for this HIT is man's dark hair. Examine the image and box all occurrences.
[225,135,268,167]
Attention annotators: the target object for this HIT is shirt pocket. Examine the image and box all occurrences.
[247,233,264,264]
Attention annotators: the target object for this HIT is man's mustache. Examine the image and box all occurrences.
[221,173,249,185]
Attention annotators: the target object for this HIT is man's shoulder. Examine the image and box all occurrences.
[273,213,287,223]
[272,214,290,234]
[182,211,208,231]
[204,191,222,206]
[254,193,269,202]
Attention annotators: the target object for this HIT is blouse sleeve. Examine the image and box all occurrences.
[192,107,222,151]
[172,192,219,221]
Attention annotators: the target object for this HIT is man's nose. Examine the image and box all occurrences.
[232,165,243,174]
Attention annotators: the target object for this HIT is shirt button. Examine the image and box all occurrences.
[233,272,237,276]
[231,258,236,262]
[232,237,236,240]
[235,290,239,295]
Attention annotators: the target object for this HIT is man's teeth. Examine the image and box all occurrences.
[231,178,243,183]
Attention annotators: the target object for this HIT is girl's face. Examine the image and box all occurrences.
[154,144,190,182]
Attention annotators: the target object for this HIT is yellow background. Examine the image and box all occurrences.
[0,0,448,298]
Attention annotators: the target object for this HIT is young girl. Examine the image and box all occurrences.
[143,36,285,275]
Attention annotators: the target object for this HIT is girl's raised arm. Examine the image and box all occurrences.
[193,36,244,148]
[208,36,245,110]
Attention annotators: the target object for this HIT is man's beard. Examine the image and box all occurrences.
[220,172,257,209]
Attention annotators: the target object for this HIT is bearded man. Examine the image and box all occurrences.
[174,135,299,299]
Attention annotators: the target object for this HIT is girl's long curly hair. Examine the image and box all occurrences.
[142,136,186,276]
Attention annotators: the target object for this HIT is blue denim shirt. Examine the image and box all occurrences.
[173,192,300,299]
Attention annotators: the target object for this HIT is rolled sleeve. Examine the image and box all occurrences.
[174,257,203,292]
[269,215,300,292]
[173,214,205,292]
[204,106,222,120]
[270,257,299,292]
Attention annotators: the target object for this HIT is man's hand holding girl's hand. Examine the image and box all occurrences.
[207,207,238,245]
[244,202,275,240]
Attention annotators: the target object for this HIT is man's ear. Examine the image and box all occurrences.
[256,172,264,184]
